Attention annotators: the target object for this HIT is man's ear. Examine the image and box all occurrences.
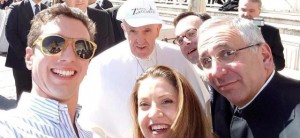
[120,22,128,39]
[260,43,274,68]
[156,24,162,38]
[25,47,34,70]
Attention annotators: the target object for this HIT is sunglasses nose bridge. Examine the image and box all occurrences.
[58,39,77,60]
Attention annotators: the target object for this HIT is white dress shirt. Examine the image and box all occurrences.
[0,93,93,138]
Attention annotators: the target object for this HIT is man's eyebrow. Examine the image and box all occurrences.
[199,43,232,56]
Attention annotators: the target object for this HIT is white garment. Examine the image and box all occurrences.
[0,10,9,53]
[78,40,210,138]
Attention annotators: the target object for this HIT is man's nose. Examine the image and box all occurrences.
[59,41,76,62]
[136,33,146,44]
[243,12,252,19]
[209,59,228,79]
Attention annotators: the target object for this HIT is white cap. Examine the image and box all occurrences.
[116,0,163,27]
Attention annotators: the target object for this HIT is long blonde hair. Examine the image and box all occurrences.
[130,65,213,138]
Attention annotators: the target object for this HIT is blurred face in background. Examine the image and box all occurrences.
[121,22,161,59]
[64,0,88,12]
[137,77,178,138]
[238,0,261,19]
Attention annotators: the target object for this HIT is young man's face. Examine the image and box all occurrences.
[25,15,91,102]
[175,15,202,64]
[121,22,161,59]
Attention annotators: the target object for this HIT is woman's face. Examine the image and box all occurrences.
[137,77,178,138]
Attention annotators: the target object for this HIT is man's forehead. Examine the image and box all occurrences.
[239,0,260,8]
[199,42,235,51]
[41,19,60,35]
[199,25,233,41]
[125,23,159,29]
[198,27,242,52]
[175,15,201,35]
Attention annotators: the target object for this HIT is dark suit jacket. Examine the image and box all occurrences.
[89,0,113,10]
[0,0,12,9]
[105,6,125,45]
[87,7,115,56]
[5,0,47,70]
[261,24,285,71]
[211,72,300,138]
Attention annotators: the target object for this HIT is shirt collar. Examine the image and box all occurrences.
[17,93,82,124]
[29,0,41,8]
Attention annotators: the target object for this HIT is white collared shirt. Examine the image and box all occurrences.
[0,93,93,137]
[29,0,41,15]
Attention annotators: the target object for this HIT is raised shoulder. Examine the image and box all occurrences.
[261,24,279,33]
[87,7,110,17]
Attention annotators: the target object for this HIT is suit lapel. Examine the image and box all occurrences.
[23,0,34,20]
[87,7,91,18]
[41,3,47,10]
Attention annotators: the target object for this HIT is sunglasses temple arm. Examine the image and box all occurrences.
[161,37,177,42]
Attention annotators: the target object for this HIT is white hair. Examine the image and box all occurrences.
[198,16,265,52]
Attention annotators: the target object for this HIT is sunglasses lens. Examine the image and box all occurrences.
[75,40,95,59]
[42,36,65,55]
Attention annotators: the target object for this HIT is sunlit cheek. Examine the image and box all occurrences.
[128,35,138,44]
[80,62,89,78]
[163,105,178,123]
[170,109,178,122]
[138,111,149,133]
[204,69,217,86]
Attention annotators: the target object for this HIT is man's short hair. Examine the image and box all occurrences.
[173,11,211,26]
[27,4,96,48]
[199,17,265,47]
[239,0,262,8]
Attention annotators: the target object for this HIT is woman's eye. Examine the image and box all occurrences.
[139,102,149,107]
[162,99,173,104]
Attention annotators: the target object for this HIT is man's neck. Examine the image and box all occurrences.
[32,0,41,4]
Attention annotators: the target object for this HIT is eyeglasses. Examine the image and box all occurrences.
[161,28,197,46]
[174,28,197,45]
[33,35,97,60]
[198,44,260,69]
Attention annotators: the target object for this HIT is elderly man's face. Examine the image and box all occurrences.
[198,26,272,107]
[238,0,261,19]
[175,15,202,64]
[64,0,88,12]
[122,22,161,59]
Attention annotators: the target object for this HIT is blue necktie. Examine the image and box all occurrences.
[35,4,40,15]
